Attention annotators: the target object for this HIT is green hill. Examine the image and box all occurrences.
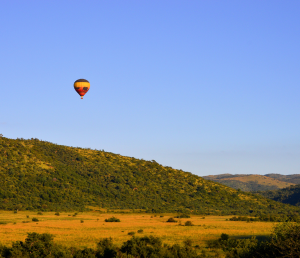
[0,136,299,215]
[203,174,295,192]
[256,185,300,207]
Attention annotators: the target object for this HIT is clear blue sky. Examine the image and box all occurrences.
[1,1,299,176]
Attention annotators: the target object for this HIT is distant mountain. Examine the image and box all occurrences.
[264,174,300,184]
[203,174,295,192]
[255,185,300,207]
[1,136,299,215]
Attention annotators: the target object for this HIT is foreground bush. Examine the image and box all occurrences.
[0,233,204,258]
[238,223,300,258]
[208,223,300,258]
[1,223,299,257]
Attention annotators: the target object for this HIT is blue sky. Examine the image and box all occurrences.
[1,1,299,176]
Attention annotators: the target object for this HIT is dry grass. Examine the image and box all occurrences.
[0,211,275,249]
[222,175,294,188]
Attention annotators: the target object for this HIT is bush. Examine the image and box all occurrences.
[166,217,177,223]
[128,232,135,236]
[220,233,229,241]
[184,221,194,226]
[105,217,120,222]
[37,212,43,215]
[55,212,60,216]
[175,214,190,218]
[137,229,143,233]
[3,232,72,258]
[239,223,300,258]
[32,218,39,222]
[96,237,117,258]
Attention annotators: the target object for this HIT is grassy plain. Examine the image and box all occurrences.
[0,211,275,249]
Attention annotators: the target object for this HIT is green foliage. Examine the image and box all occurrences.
[256,184,300,207]
[0,136,299,215]
[0,232,72,258]
[220,233,229,241]
[184,221,194,226]
[236,223,300,258]
[96,237,117,258]
[32,217,39,222]
[0,227,299,258]
[166,217,177,223]
[229,215,300,222]
[175,214,190,218]
[105,217,120,222]
[207,234,258,257]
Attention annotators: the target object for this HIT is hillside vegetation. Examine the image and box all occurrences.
[203,174,295,192]
[256,185,300,207]
[265,173,300,184]
[0,136,299,215]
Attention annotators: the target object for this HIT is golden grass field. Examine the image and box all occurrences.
[0,211,275,250]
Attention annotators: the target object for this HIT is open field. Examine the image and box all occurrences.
[0,211,276,250]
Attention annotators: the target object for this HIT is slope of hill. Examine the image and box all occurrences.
[256,185,300,207]
[264,174,300,184]
[0,136,299,215]
[203,174,295,192]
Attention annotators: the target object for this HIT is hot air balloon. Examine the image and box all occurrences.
[74,79,90,99]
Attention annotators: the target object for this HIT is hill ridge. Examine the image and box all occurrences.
[0,136,299,215]
[203,174,298,192]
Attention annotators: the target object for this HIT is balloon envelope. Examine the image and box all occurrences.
[74,79,90,99]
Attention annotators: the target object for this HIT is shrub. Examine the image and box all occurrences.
[105,217,120,222]
[166,217,177,223]
[240,223,300,258]
[55,212,60,216]
[96,237,117,258]
[32,217,39,222]
[37,212,43,215]
[137,229,143,233]
[206,233,258,255]
[220,233,229,241]
[6,232,72,257]
[128,232,135,236]
[80,220,84,223]
[184,221,194,226]
[175,214,190,218]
